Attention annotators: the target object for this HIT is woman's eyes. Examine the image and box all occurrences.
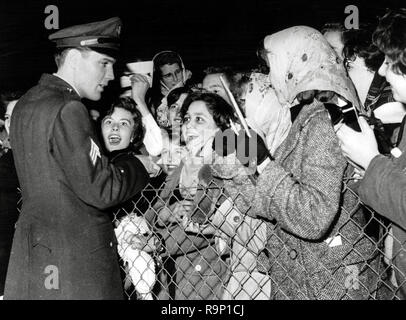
[103,119,131,127]
[196,116,206,123]
[182,115,206,124]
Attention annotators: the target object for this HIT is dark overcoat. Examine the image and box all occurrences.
[4,74,149,300]
[358,121,406,299]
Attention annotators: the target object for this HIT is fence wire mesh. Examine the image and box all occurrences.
[110,169,405,301]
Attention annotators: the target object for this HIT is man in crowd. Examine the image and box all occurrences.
[4,17,149,299]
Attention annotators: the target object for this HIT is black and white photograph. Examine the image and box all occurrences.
[0,0,406,306]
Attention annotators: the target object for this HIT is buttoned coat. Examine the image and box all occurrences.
[5,74,149,300]
[213,101,380,299]
[152,165,228,300]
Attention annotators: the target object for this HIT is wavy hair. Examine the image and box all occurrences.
[373,8,406,75]
[180,91,238,131]
[342,25,384,72]
[103,97,145,150]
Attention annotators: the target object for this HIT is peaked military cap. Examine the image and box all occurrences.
[49,17,122,52]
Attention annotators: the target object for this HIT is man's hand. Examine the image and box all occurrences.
[335,116,380,170]
[135,155,161,177]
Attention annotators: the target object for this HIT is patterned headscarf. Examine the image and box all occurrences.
[264,26,367,114]
[244,72,291,154]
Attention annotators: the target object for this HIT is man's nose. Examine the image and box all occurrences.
[106,65,115,81]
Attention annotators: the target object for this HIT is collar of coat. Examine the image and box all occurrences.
[274,101,330,161]
[38,74,81,100]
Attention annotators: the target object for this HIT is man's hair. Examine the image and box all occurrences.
[54,47,92,68]
[180,90,237,131]
[103,97,145,150]
[342,25,384,72]
[373,8,406,75]
[153,51,182,74]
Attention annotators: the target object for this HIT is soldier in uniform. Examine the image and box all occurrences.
[4,17,150,299]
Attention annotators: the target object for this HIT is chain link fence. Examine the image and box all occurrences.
[9,168,404,300]
[111,170,405,300]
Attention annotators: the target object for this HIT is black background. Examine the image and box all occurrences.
[0,0,404,104]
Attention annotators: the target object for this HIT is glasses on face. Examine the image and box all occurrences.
[162,68,183,81]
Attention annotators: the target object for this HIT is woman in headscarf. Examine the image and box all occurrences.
[242,72,291,155]
[210,26,380,300]
[150,51,192,128]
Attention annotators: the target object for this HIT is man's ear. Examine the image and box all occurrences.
[65,48,81,70]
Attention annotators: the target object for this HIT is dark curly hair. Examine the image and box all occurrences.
[153,51,183,75]
[166,86,191,107]
[103,97,145,150]
[373,8,406,75]
[342,25,384,72]
[180,91,238,131]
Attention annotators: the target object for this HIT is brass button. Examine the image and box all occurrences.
[289,249,297,260]
[233,215,240,223]
[109,242,113,247]
[195,264,202,272]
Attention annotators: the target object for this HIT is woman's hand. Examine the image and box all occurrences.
[157,200,194,225]
[182,216,217,235]
[129,233,157,253]
[335,117,380,170]
[130,73,150,104]
[352,166,365,182]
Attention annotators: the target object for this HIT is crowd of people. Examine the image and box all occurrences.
[1,7,406,300]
